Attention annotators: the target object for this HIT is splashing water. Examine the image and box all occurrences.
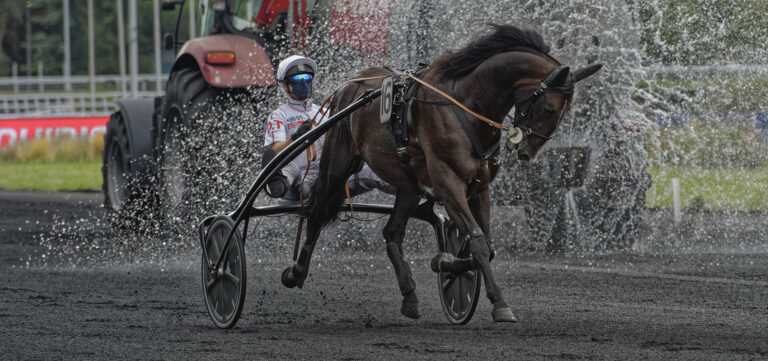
[37,0,768,267]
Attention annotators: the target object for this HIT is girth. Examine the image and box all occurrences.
[385,65,428,198]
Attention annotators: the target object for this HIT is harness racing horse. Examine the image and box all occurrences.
[281,24,602,322]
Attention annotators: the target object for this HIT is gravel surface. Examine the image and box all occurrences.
[1,190,767,360]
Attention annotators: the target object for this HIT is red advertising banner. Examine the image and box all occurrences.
[0,117,109,147]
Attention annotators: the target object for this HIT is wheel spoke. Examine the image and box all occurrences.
[442,275,456,292]
[210,235,221,259]
[206,275,221,292]
[224,271,240,285]
[218,281,229,316]
[457,272,464,314]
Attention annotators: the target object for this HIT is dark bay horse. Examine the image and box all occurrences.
[282,24,602,322]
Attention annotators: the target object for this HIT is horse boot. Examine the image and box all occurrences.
[430,253,474,274]
[281,264,308,289]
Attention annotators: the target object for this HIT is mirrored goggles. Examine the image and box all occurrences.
[288,73,313,83]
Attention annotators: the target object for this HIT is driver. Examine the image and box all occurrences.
[263,55,394,200]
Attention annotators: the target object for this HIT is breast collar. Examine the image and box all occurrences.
[446,80,503,161]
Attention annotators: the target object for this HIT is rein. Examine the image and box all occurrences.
[406,73,507,130]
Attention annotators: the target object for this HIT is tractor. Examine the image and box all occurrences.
[102,0,332,224]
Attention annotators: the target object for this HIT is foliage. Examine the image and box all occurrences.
[1,0,190,77]
[637,0,768,65]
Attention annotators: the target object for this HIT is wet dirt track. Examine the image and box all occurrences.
[1,191,767,360]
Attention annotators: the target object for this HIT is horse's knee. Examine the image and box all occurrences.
[468,235,491,259]
[382,223,402,244]
[385,241,401,259]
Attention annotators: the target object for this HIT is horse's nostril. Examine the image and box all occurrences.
[518,153,530,162]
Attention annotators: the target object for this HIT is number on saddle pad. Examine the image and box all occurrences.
[380,76,394,124]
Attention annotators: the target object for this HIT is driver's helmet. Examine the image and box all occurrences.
[276,55,317,82]
[276,55,317,100]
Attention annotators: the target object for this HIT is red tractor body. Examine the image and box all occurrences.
[175,33,275,88]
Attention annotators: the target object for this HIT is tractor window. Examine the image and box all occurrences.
[231,0,266,31]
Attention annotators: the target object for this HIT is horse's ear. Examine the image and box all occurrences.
[572,64,603,83]
[551,66,570,86]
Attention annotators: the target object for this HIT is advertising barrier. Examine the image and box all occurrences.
[0,117,108,147]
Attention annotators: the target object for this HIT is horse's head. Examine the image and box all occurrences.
[508,64,602,163]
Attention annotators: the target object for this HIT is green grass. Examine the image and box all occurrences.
[0,161,102,192]
[647,166,768,210]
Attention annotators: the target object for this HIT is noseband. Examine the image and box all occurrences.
[511,66,575,141]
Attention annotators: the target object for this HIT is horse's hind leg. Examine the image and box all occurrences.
[383,192,421,319]
[281,132,360,289]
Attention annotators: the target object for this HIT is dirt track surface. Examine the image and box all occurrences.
[1,191,767,360]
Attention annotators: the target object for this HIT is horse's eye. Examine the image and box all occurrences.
[541,106,558,116]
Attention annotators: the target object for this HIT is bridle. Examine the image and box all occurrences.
[405,64,576,152]
[509,65,575,142]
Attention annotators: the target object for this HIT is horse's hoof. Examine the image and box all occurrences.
[281,266,297,288]
[430,252,455,273]
[491,307,518,323]
[401,300,421,319]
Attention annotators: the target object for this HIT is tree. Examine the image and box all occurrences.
[0,0,27,76]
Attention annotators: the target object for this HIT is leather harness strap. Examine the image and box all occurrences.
[406,73,507,130]
[447,80,503,161]
[449,104,502,161]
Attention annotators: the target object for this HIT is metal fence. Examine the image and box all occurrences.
[0,74,165,119]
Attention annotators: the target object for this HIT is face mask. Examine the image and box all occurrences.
[288,73,313,100]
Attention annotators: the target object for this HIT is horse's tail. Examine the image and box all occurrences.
[307,83,363,230]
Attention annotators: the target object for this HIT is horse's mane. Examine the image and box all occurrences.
[432,24,552,78]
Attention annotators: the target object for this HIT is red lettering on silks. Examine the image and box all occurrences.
[267,119,284,132]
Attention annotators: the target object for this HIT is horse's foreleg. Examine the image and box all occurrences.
[430,167,517,322]
[468,190,495,261]
[383,192,421,319]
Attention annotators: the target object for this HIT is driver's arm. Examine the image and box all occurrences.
[270,139,292,154]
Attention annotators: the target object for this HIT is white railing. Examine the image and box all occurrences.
[0,73,166,118]
[0,91,162,119]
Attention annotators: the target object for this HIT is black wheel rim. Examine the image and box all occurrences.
[437,221,481,324]
[201,217,246,329]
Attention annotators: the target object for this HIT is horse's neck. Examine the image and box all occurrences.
[458,53,553,122]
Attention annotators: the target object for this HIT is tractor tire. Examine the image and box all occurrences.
[155,66,269,237]
[102,111,143,226]
[156,67,219,227]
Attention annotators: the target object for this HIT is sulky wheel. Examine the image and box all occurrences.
[437,220,482,325]
[201,216,247,329]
